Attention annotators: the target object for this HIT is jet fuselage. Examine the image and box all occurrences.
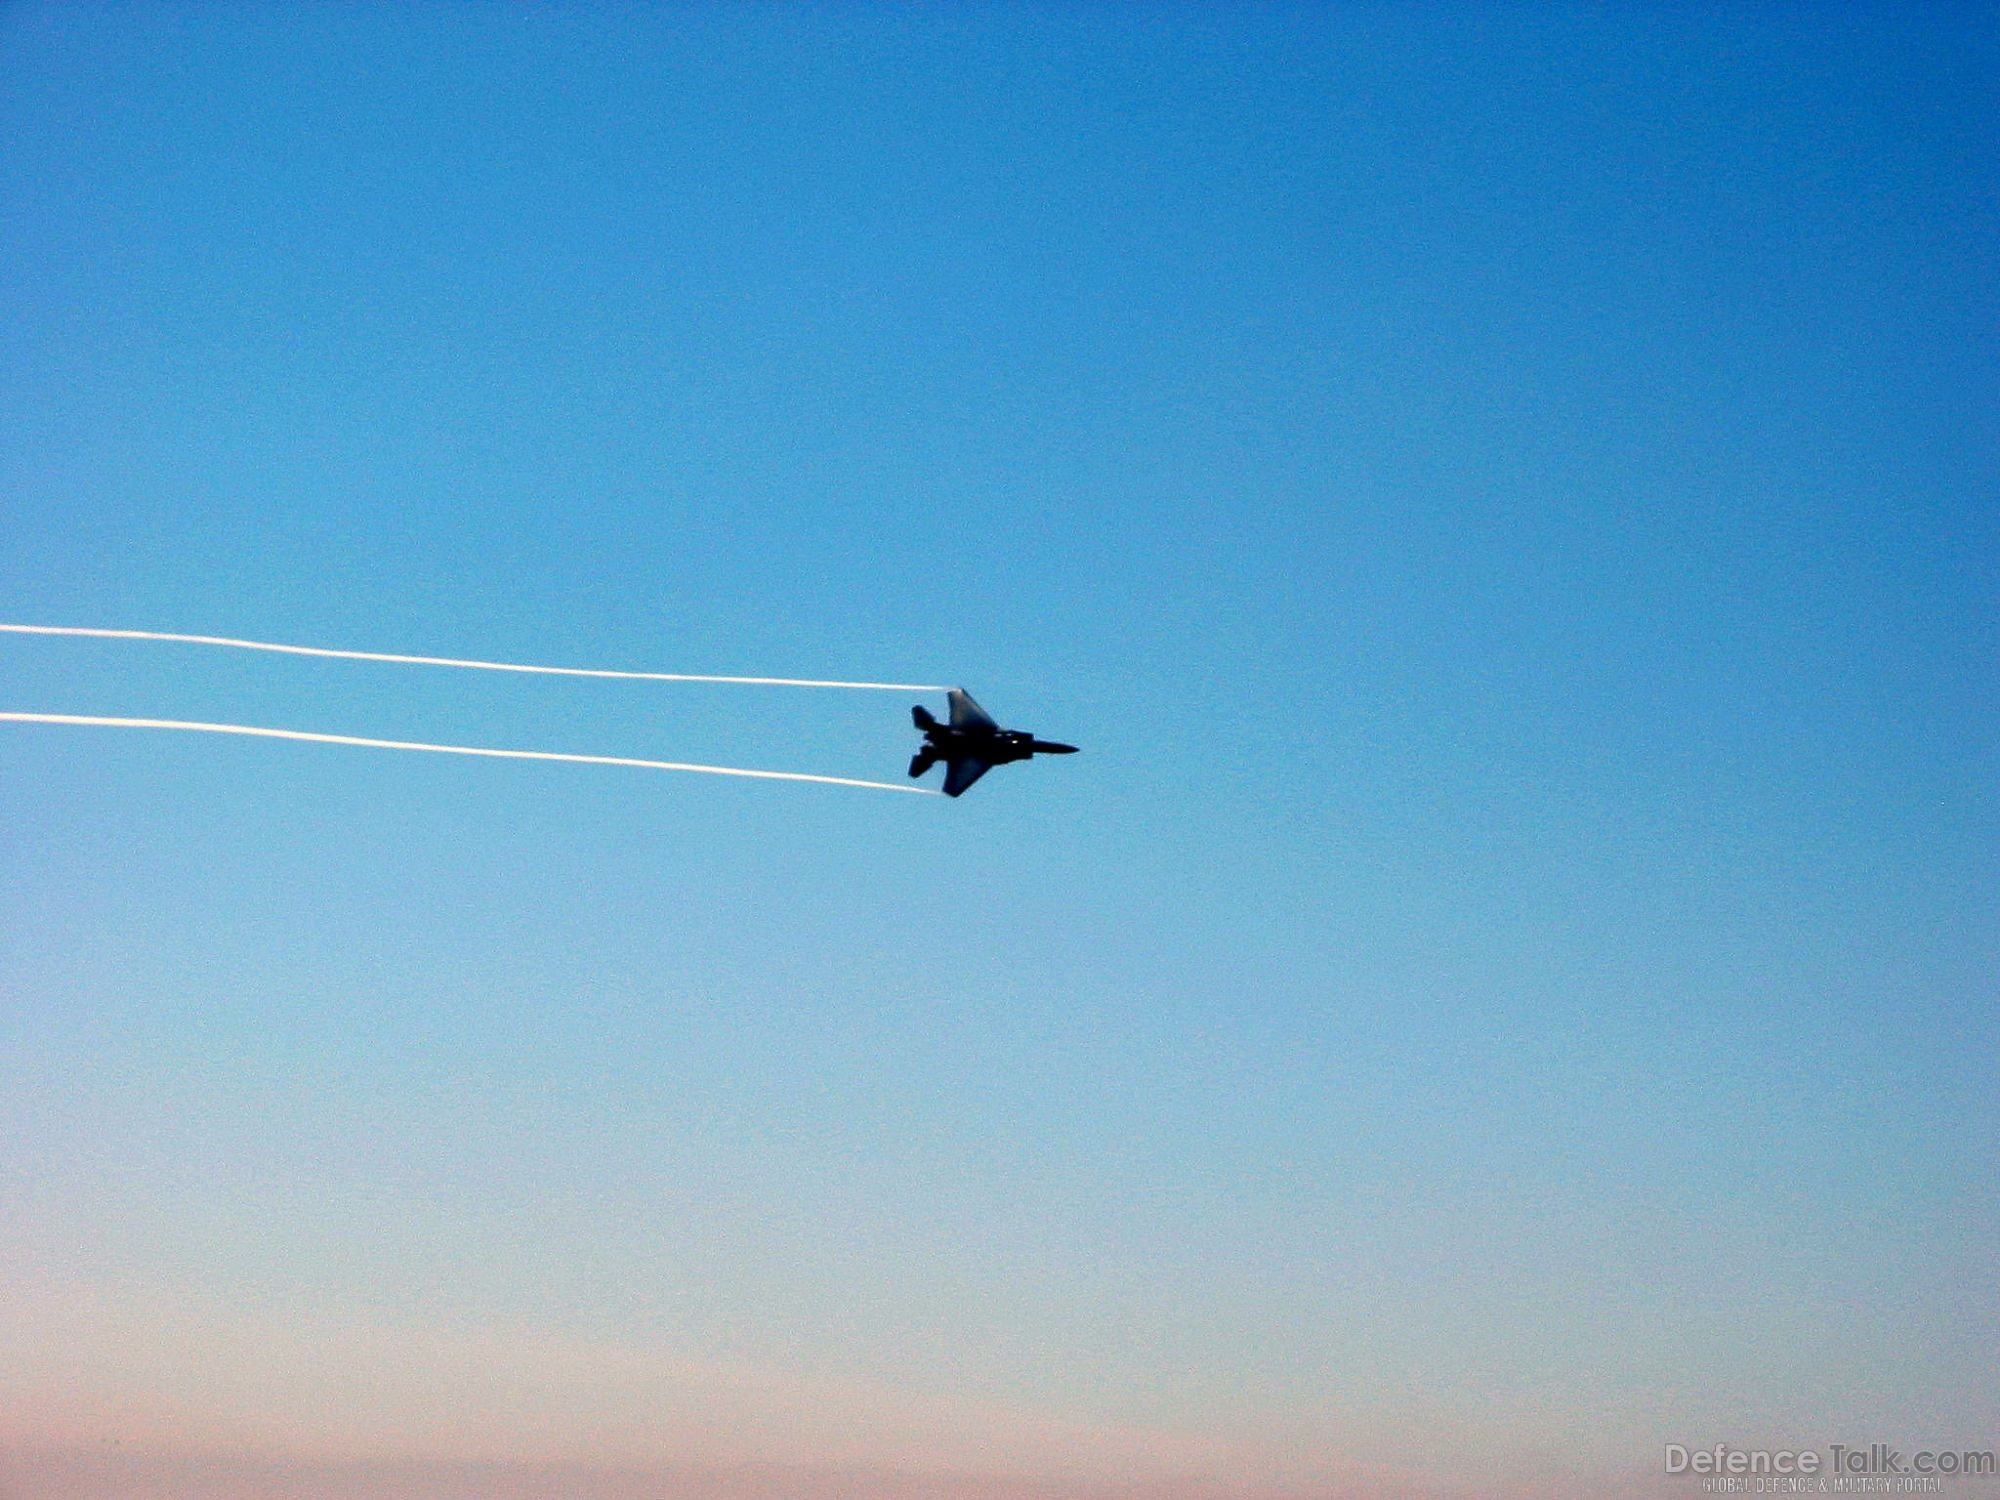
[917,720,1075,766]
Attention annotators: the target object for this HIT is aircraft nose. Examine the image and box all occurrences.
[1040,742,1079,754]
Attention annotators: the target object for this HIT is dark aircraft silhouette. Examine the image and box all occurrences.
[910,689,1077,797]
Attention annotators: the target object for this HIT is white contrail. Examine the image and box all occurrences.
[0,712,940,795]
[0,624,946,692]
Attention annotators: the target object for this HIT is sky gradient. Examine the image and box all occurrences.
[2,5,1995,1498]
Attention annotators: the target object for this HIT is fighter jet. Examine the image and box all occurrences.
[910,689,1077,797]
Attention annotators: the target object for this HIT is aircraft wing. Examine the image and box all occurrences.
[947,689,998,732]
[941,758,992,798]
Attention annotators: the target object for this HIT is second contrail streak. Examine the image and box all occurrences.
[0,624,946,692]
[0,713,940,794]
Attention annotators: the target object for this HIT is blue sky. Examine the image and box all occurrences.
[2,6,1995,1497]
